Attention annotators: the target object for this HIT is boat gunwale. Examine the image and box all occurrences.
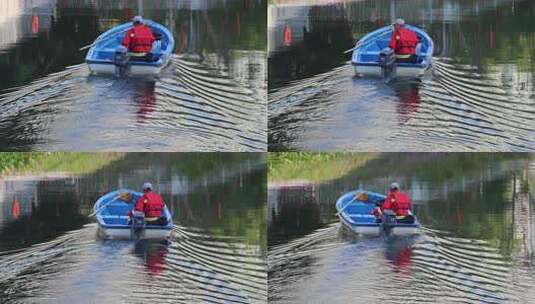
[94,189,173,230]
[336,190,420,230]
[351,24,434,66]
[85,20,175,70]
[352,62,428,68]
[86,59,166,67]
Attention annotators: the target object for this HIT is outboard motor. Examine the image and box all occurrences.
[382,209,397,236]
[131,210,146,239]
[114,45,130,77]
[379,47,396,80]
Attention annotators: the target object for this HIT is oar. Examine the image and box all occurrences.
[343,30,394,54]
[335,191,362,217]
[79,27,134,51]
[89,194,122,217]
[79,43,97,52]
[343,44,362,54]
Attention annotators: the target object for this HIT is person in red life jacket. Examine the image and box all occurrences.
[389,18,420,63]
[129,182,168,225]
[121,16,156,62]
[382,182,414,223]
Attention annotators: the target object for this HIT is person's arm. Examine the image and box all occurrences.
[382,195,393,210]
[389,31,398,50]
[121,30,132,48]
[134,196,145,213]
[128,196,142,216]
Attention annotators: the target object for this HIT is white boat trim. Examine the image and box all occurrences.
[336,190,421,236]
[98,227,172,240]
[353,65,428,77]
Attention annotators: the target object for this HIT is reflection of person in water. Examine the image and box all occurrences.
[134,240,169,275]
[396,82,421,123]
[385,237,414,275]
[135,81,157,121]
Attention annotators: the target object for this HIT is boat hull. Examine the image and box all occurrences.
[85,20,174,77]
[351,25,434,79]
[98,226,172,239]
[338,214,381,236]
[353,64,428,78]
[338,215,419,236]
[336,190,420,236]
[94,190,173,240]
[87,62,166,77]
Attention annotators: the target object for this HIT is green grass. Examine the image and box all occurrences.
[0,152,125,176]
[268,152,380,183]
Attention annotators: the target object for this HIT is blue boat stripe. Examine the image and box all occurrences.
[86,60,163,67]
[100,224,173,230]
[353,62,427,68]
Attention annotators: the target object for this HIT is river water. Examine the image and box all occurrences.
[269,154,535,303]
[0,0,266,151]
[0,153,267,303]
[268,0,535,151]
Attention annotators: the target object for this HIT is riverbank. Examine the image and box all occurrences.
[0,152,125,177]
[268,152,379,183]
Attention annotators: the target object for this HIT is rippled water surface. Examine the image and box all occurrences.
[0,0,266,151]
[268,153,535,303]
[268,0,535,151]
[0,153,267,303]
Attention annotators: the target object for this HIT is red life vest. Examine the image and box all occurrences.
[383,191,412,216]
[135,192,165,218]
[389,27,419,55]
[121,25,155,53]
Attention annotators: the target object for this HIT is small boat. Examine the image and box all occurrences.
[85,20,175,77]
[351,25,433,78]
[93,190,173,240]
[336,190,420,236]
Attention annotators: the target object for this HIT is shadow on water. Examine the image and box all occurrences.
[0,0,266,151]
[268,153,535,303]
[268,0,535,151]
[0,153,267,303]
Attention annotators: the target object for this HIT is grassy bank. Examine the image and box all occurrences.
[0,152,125,177]
[268,152,532,184]
[268,152,380,183]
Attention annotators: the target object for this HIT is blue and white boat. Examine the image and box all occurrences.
[85,21,175,77]
[351,25,433,78]
[93,190,173,240]
[336,190,420,236]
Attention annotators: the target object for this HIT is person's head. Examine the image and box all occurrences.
[390,182,400,192]
[394,18,405,29]
[133,16,144,26]
[142,182,153,193]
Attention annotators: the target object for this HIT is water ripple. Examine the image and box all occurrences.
[0,224,266,304]
[267,223,535,303]
[0,54,266,151]
[269,57,535,151]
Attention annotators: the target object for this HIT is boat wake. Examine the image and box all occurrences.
[269,56,535,151]
[268,224,535,303]
[0,224,266,303]
[0,53,266,151]
[399,58,535,151]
